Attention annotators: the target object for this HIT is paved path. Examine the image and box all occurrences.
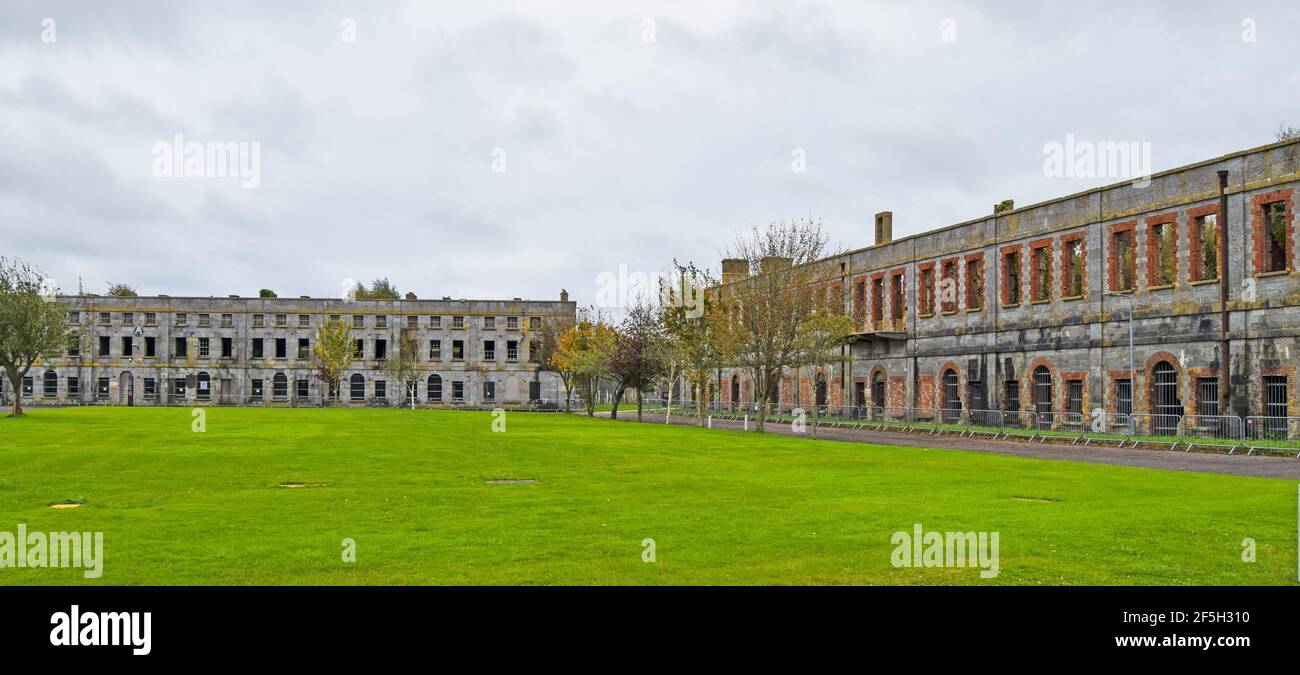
[594,410,1300,480]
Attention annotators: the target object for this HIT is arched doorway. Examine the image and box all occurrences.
[196,372,211,400]
[427,374,443,402]
[941,368,961,422]
[872,371,886,412]
[1032,365,1052,427]
[730,375,740,408]
[119,371,134,406]
[349,374,365,401]
[814,373,828,409]
[1151,361,1181,435]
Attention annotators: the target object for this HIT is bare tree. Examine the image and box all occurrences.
[791,309,855,439]
[384,325,421,409]
[608,300,666,421]
[0,258,72,416]
[1276,122,1300,142]
[660,260,733,426]
[717,218,836,432]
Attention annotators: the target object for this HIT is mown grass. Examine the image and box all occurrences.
[0,407,1294,585]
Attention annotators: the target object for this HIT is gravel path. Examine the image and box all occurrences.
[595,410,1300,480]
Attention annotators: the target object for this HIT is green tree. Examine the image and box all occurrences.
[353,278,401,300]
[106,282,137,297]
[553,311,617,417]
[259,289,278,298]
[383,326,422,409]
[1,258,73,416]
[312,317,353,405]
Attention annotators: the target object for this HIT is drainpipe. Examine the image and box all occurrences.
[1217,169,1231,417]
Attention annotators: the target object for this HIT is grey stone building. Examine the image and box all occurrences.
[717,138,1300,429]
[7,292,575,407]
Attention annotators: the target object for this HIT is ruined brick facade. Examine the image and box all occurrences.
[718,138,1300,420]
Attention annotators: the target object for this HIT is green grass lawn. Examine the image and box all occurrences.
[0,407,1294,585]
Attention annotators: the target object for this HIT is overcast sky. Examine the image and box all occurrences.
[1,1,1297,307]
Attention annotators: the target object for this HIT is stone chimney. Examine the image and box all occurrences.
[759,256,793,275]
[560,289,569,302]
[405,291,418,300]
[721,259,748,285]
[874,211,893,246]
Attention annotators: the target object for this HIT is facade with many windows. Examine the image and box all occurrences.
[715,138,1300,430]
[5,293,575,407]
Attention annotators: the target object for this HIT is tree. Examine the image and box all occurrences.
[553,311,617,417]
[0,258,73,416]
[384,326,421,409]
[534,315,577,410]
[716,218,835,432]
[311,317,353,405]
[790,309,855,439]
[352,278,401,300]
[106,283,137,297]
[259,289,278,298]
[607,301,666,421]
[660,260,734,426]
[1276,122,1300,142]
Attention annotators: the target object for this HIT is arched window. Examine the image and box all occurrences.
[350,374,365,401]
[43,370,57,397]
[272,373,288,399]
[1032,365,1053,420]
[814,373,828,408]
[942,369,961,422]
[427,374,443,402]
[195,372,211,399]
[1151,361,1180,434]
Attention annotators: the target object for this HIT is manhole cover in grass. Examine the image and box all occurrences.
[49,499,86,509]
[486,478,539,485]
[277,481,328,488]
[1011,496,1058,503]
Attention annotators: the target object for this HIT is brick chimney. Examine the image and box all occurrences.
[874,211,893,246]
[721,259,748,285]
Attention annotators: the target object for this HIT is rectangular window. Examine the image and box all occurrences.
[1263,201,1289,273]
[174,337,188,358]
[1196,377,1219,417]
[430,316,442,329]
[296,379,309,398]
[174,378,187,396]
[1149,221,1176,286]
[375,380,387,399]
[1116,378,1133,416]
[965,258,984,309]
[483,381,495,400]
[353,339,364,359]
[121,336,133,357]
[376,316,387,329]
[853,280,866,326]
[484,316,496,330]
[529,380,542,401]
[919,267,935,315]
[99,312,111,326]
[940,260,957,313]
[143,378,156,398]
[483,340,495,361]
[144,312,156,326]
[274,314,287,327]
[299,314,311,328]
[890,272,905,323]
[529,339,540,363]
[1005,381,1020,414]
[1067,379,1084,415]
[429,339,441,360]
[252,314,264,328]
[870,278,884,325]
[529,316,541,330]
[145,336,156,357]
[1192,214,1218,281]
[68,377,79,395]
[452,340,464,360]
[122,312,134,325]
[221,337,232,358]
[352,315,364,328]
[452,316,464,329]
[251,338,264,358]
[1032,245,1052,301]
[297,338,310,359]
[1264,375,1288,425]
[374,339,387,360]
[1004,250,1021,304]
[507,316,519,330]
[43,373,57,397]
[175,313,188,326]
[1062,238,1084,297]
[66,336,80,357]
[68,310,80,325]
[97,377,110,398]
[407,315,418,329]
[21,377,33,396]
[507,340,518,361]
[198,337,210,358]
[251,379,263,400]
[221,313,233,328]
[275,338,287,359]
[98,336,110,357]
[198,313,210,328]
[273,376,288,399]
[452,380,464,401]
[1112,229,1135,291]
